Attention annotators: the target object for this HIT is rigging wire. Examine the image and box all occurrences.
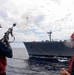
[31,42,51,56]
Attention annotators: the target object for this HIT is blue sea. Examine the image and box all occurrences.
[6,42,69,75]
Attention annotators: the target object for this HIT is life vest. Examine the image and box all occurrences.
[68,55,74,74]
[0,56,7,74]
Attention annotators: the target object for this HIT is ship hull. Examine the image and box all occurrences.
[23,42,74,57]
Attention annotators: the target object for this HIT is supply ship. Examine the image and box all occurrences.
[23,31,74,58]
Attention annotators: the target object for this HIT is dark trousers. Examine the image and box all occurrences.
[71,72,74,75]
[0,72,6,75]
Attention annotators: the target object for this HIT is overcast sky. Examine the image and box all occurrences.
[0,0,74,42]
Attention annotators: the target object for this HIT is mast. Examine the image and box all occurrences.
[47,31,52,41]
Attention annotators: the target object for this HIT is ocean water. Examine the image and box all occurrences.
[6,42,69,75]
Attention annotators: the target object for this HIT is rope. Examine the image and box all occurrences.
[32,42,50,56]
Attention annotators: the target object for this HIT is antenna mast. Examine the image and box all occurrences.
[47,31,52,41]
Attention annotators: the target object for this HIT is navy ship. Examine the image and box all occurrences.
[23,31,74,58]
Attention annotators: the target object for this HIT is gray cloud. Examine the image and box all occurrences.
[0,9,8,20]
[34,15,45,25]
[0,0,74,41]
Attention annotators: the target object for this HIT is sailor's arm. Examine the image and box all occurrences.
[3,36,13,57]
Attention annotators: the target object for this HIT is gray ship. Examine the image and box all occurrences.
[23,31,74,58]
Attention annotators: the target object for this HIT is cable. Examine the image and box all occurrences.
[32,42,51,56]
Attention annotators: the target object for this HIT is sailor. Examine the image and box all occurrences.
[0,26,13,75]
[71,32,74,40]
[60,55,74,75]
[70,32,74,48]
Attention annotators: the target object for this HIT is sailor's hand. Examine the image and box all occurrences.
[0,36,8,45]
[60,68,70,75]
[4,36,8,42]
